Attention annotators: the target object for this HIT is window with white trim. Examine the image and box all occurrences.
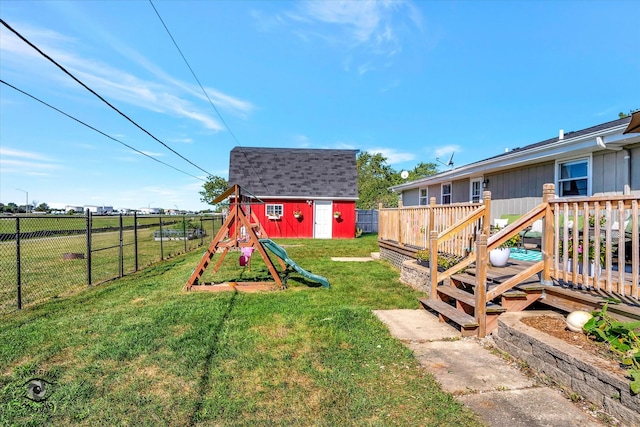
[266,204,283,218]
[557,158,589,197]
[441,183,451,205]
[419,188,428,206]
[470,179,482,203]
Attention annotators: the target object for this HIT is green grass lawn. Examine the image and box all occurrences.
[0,235,482,426]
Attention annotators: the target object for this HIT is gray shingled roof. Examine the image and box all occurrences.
[228,147,358,199]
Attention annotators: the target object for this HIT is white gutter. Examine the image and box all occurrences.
[392,123,638,191]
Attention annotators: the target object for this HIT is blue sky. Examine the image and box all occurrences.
[1,1,638,212]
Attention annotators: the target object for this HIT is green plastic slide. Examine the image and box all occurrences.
[259,239,330,288]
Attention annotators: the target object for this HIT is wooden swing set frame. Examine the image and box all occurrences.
[184,184,286,292]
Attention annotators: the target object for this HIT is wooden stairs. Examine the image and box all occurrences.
[419,260,544,337]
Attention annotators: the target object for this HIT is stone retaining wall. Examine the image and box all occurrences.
[493,311,640,425]
[379,246,413,269]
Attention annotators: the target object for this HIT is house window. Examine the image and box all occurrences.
[470,179,482,203]
[419,188,428,206]
[441,183,451,205]
[266,204,283,218]
[557,158,589,197]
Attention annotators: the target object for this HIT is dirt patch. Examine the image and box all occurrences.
[520,315,625,375]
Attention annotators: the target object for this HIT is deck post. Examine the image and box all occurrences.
[429,197,436,233]
[430,230,439,299]
[398,200,403,246]
[541,183,555,285]
[475,233,488,337]
[482,190,491,242]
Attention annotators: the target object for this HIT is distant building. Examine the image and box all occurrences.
[84,205,114,215]
[138,207,160,215]
[65,205,84,213]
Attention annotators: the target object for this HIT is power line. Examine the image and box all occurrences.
[148,1,273,195]
[0,18,215,178]
[1,79,206,182]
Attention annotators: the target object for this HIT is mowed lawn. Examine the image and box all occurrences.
[0,235,482,426]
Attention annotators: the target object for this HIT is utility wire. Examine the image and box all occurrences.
[1,79,206,182]
[148,1,273,195]
[0,18,215,178]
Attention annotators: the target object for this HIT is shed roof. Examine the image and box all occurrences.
[228,147,359,199]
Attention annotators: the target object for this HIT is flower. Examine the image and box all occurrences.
[333,211,341,217]
[561,238,606,264]
[293,210,302,217]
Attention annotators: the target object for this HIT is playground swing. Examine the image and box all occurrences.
[184,185,329,292]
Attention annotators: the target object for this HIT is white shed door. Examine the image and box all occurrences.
[314,201,332,239]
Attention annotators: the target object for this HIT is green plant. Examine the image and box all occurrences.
[583,302,640,394]
[498,234,520,249]
[560,237,606,264]
[415,249,430,263]
[588,214,607,228]
[355,227,363,238]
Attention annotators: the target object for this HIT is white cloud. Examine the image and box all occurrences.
[0,147,54,161]
[433,145,461,159]
[273,0,422,73]
[367,147,415,164]
[0,22,254,132]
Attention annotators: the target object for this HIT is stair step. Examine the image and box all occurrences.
[437,286,507,313]
[418,297,479,336]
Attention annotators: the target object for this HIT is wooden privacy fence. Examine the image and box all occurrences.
[379,183,640,300]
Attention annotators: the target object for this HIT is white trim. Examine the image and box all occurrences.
[419,188,429,206]
[554,155,592,197]
[470,178,482,203]
[441,182,452,205]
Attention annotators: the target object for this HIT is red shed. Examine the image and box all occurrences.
[228,147,358,239]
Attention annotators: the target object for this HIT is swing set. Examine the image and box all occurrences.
[184,185,329,292]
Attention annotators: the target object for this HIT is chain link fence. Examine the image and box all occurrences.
[0,212,223,315]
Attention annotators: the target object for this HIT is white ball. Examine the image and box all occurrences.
[566,311,593,332]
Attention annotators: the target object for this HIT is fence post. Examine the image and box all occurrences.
[475,233,488,337]
[429,197,436,233]
[183,214,187,253]
[119,213,124,278]
[86,209,92,286]
[16,217,22,310]
[429,230,439,299]
[200,216,204,245]
[159,215,164,260]
[134,212,139,271]
[397,200,403,245]
[541,183,555,285]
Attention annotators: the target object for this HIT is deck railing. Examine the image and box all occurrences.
[379,184,640,303]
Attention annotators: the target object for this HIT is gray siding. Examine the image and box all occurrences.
[632,145,640,193]
[485,162,554,200]
[592,150,626,195]
[452,179,469,203]
[402,188,420,206]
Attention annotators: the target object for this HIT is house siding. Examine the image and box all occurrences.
[402,188,420,206]
[452,179,469,203]
[632,145,640,193]
[332,200,357,239]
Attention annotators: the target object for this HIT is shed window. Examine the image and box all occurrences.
[266,204,283,218]
[441,183,451,205]
[419,188,428,206]
[557,158,589,197]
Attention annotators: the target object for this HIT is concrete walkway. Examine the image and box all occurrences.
[373,309,610,427]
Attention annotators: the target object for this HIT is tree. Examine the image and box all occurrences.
[199,175,229,211]
[407,162,439,181]
[356,152,401,209]
[35,203,50,212]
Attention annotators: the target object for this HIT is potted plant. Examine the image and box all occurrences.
[489,234,520,267]
[293,210,302,219]
[415,249,430,267]
[333,211,341,219]
[561,237,605,276]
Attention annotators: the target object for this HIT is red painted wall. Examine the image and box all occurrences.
[245,199,355,239]
[332,200,356,239]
